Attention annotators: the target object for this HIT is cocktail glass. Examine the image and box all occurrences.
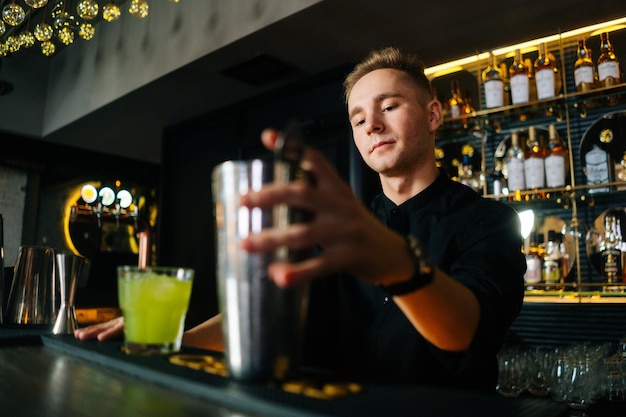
[118,265,194,354]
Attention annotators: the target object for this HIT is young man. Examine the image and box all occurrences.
[76,47,526,391]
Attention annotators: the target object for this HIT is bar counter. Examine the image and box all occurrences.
[0,328,572,417]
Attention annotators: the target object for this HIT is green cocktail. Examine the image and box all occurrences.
[118,266,194,354]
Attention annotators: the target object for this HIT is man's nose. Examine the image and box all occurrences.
[365,116,383,133]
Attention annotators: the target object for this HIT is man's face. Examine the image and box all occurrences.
[347,68,437,176]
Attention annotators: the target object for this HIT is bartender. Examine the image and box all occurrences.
[76,46,526,391]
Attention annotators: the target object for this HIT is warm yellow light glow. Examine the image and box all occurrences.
[425,53,489,78]
[64,182,101,256]
[424,17,626,77]
[129,227,139,254]
[492,36,560,57]
[590,24,626,37]
[80,184,98,204]
[566,18,626,38]
[426,65,465,79]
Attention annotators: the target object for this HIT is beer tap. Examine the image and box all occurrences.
[94,198,103,228]
[70,183,153,268]
[113,198,121,228]
[131,204,139,230]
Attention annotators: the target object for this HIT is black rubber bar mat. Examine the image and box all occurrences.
[0,325,52,346]
[41,334,570,417]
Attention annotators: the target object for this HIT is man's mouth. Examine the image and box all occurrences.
[371,141,393,153]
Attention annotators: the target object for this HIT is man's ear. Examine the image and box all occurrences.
[428,100,443,131]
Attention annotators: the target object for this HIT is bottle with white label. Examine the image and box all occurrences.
[534,43,556,100]
[544,124,568,188]
[574,38,596,92]
[524,231,543,289]
[448,80,464,119]
[482,52,505,108]
[585,144,611,194]
[597,32,621,87]
[504,131,526,200]
[492,160,504,200]
[524,126,546,195]
[542,230,562,291]
[509,49,530,105]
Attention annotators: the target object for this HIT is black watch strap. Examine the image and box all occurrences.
[380,236,434,296]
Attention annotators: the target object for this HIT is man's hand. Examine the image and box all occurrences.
[74,316,124,341]
[240,128,413,288]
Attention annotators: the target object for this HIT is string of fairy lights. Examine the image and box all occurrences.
[0,0,180,57]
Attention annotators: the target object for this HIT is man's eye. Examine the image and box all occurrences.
[383,105,395,112]
[354,119,365,126]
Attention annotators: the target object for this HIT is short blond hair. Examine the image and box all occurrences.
[343,47,432,104]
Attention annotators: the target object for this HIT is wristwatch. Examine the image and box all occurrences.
[379,235,434,296]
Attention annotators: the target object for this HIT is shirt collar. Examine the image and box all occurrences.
[381,168,450,212]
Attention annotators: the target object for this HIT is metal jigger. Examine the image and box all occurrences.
[53,253,87,335]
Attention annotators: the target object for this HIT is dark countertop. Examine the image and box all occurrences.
[0,327,574,417]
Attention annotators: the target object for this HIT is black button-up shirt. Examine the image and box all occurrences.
[302,171,526,391]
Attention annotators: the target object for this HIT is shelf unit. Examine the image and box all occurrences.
[427,17,626,303]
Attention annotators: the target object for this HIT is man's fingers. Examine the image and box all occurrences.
[74,316,124,341]
[261,128,280,151]
[97,320,125,341]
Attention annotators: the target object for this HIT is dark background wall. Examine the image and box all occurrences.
[2,133,161,245]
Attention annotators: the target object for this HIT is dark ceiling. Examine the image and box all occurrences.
[3,0,626,164]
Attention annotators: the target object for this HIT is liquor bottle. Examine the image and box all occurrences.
[548,49,563,97]
[574,38,596,92]
[537,232,546,259]
[482,52,505,108]
[534,43,556,100]
[524,126,546,195]
[542,230,562,290]
[544,124,569,188]
[509,49,530,105]
[504,131,526,200]
[500,62,511,105]
[461,90,475,127]
[458,146,482,193]
[525,57,538,103]
[600,214,623,292]
[448,80,464,119]
[557,232,572,284]
[597,32,621,88]
[491,159,505,200]
[585,144,611,194]
[524,231,542,289]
